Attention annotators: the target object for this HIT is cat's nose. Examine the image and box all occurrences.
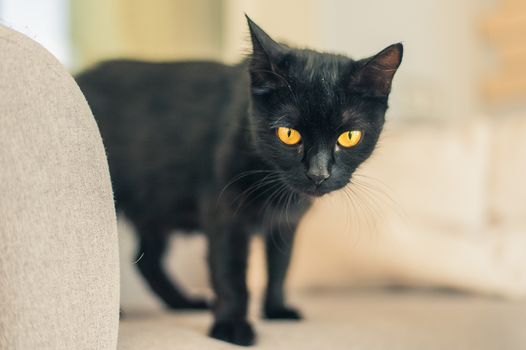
[306,149,331,186]
[306,168,330,186]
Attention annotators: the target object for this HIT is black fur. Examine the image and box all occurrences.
[76,16,402,346]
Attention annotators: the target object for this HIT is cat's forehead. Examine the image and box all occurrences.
[288,50,350,86]
[281,51,353,127]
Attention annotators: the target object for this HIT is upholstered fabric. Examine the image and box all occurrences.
[0,25,119,349]
[118,291,526,350]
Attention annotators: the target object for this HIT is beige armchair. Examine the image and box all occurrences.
[1,24,525,350]
[0,25,119,349]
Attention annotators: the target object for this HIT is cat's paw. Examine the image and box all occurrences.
[264,305,303,320]
[209,320,256,346]
[165,296,209,310]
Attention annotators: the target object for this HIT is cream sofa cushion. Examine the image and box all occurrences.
[488,115,526,227]
[118,292,526,350]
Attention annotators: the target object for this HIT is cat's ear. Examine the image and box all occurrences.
[245,15,287,94]
[350,43,403,98]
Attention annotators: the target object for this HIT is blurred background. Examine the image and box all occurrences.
[3,0,526,310]
[5,0,526,121]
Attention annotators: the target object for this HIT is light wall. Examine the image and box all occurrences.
[70,0,223,71]
[223,0,489,122]
[0,0,501,121]
[318,0,484,122]
[0,0,70,65]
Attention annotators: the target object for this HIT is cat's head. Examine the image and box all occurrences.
[246,16,403,197]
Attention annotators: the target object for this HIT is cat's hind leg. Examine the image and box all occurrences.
[135,233,208,310]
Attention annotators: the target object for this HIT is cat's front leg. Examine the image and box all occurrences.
[263,218,302,320]
[207,222,255,346]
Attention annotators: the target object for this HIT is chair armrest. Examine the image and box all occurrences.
[0,25,119,350]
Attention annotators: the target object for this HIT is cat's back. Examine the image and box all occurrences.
[78,58,246,155]
[76,59,248,223]
[77,59,243,165]
[77,59,243,129]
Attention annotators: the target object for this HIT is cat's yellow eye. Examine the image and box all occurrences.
[277,127,302,145]
[337,130,362,148]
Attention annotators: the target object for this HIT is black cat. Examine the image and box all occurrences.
[76,16,402,346]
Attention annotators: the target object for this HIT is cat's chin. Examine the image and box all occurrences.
[302,188,329,197]
[295,182,349,198]
[292,184,336,197]
[283,180,344,197]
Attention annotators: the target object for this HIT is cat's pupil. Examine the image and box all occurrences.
[287,129,292,137]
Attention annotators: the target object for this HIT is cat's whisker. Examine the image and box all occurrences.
[233,173,284,215]
[337,188,355,237]
[264,186,289,233]
[352,185,381,239]
[348,179,402,241]
[216,169,277,206]
[272,186,289,253]
[352,173,405,216]
[284,190,296,232]
[351,176,406,223]
[352,174,395,203]
[279,187,297,251]
[343,185,376,241]
[334,188,351,234]
[260,182,287,217]
[240,177,283,216]
[263,183,290,255]
[233,172,280,203]
[338,188,354,239]
[343,187,367,246]
[350,182,387,224]
[231,179,274,213]
[343,186,368,242]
